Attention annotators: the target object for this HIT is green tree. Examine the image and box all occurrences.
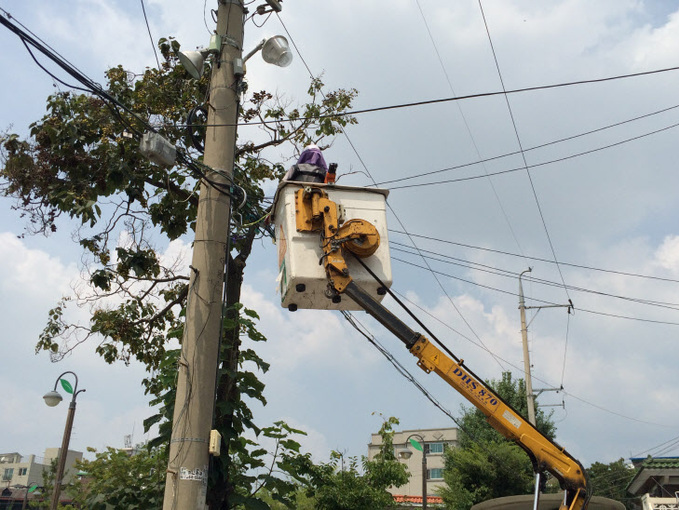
[294,416,409,510]
[257,488,316,510]
[586,458,636,509]
[67,445,166,509]
[440,440,535,510]
[1,37,357,510]
[439,372,557,510]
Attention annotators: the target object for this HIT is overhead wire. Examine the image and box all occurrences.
[632,434,679,458]
[341,310,461,427]
[477,0,572,309]
[413,0,528,264]
[389,229,679,284]
[0,11,149,135]
[19,39,93,94]
[391,256,679,326]
[340,311,530,468]
[413,0,543,379]
[272,12,375,185]
[651,439,679,457]
[203,0,212,34]
[164,100,679,188]
[160,64,679,129]
[384,117,679,191]
[373,102,679,187]
[140,0,161,69]
[390,241,679,311]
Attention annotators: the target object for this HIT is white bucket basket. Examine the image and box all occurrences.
[272,181,392,311]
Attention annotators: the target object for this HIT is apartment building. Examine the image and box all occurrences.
[368,426,457,502]
[0,448,83,489]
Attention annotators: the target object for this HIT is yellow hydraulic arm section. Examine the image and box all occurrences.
[411,335,588,510]
[295,185,589,510]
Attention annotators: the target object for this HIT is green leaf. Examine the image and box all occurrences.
[409,438,423,452]
[60,378,74,394]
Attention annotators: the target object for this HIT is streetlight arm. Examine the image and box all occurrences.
[52,371,80,394]
[243,39,265,63]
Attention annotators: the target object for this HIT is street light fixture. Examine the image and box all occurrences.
[398,434,428,510]
[179,35,293,80]
[42,391,63,407]
[178,48,213,79]
[244,35,293,67]
[43,371,85,510]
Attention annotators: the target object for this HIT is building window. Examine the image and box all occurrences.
[426,442,445,454]
[427,468,444,480]
[18,468,27,476]
[2,468,13,481]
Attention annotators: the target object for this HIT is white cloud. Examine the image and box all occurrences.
[241,283,383,374]
[652,235,679,274]
[0,232,77,298]
[0,233,154,456]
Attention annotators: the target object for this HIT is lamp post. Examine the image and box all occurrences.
[43,371,85,510]
[398,434,428,509]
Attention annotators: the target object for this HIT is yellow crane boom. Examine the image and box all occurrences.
[294,185,589,510]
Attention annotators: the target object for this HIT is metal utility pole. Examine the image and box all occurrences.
[519,268,537,426]
[162,1,244,508]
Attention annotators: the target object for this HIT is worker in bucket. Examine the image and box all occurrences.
[283,143,328,183]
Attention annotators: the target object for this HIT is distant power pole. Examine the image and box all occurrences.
[162,1,244,508]
[518,269,537,425]
[518,269,571,426]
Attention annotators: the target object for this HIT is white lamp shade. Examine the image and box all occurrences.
[178,50,206,79]
[43,390,63,407]
[397,447,413,459]
[261,36,293,67]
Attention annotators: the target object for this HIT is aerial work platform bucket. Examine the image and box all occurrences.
[272,181,392,311]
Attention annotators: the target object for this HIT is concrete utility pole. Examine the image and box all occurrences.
[518,269,572,428]
[162,1,244,508]
[518,268,537,426]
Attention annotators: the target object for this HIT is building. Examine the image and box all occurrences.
[627,457,679,510]
[0,448,83,490]
[368,427,457,502]
[1,453,45,489]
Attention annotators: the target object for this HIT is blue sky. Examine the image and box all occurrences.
[2,0,679,473]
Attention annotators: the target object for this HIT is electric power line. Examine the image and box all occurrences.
[385,117,679,191]
[391,241,679,311]
[373,102,679,187]
[162,65,679,129]
[414,0,528,264]
[392,256,679,326]
[389,229,679,284]
[140,0,161,69]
